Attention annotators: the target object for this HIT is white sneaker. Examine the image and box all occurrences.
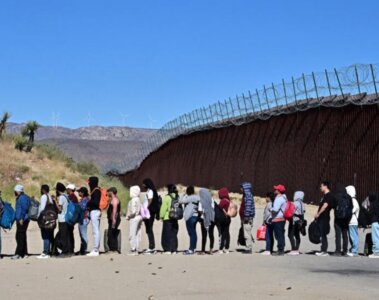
[143,249,156,255]
[217,250,224,255]
[223,250,230,255]
[127,250,138,256]
[164,251,172,255]
[369,253,379,259]
[316,252,329,257]
[37,254,50,259]
[87,250,99,257]
[347,252,358,257]
[288,251,300,256]
[261,251,271,256]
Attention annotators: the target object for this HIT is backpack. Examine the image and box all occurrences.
[38,196,58,230]
[140,205,151,220]
[168,195,183,220]
[28,197,40,221]
[0,201,16,230]
[335,192,353,221]
[283,200,296,220]
[214,202,227,224]
[308,220,321,244]
[227,201,238,218]
[358,197,371,228]
[155,195,163,220]
[96,188,110,210]
[65,196,84,226]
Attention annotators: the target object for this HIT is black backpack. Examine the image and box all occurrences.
[168,195,183,220]
[214,202,227,224]
[308,220,321,244]
[38,197,58,230]
[335,192,353,221]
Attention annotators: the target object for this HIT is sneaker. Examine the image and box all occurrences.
[223,250,230,255]
[37,254,50,259]
[333,251,342,257]
[261,251,271,256]
[87,250,100,257]
[347,252,358,257]
[217,250,224,255]
[143,249,156,255]
[316,252,329,257]
[56,254,72,259]
[164,251,172,255]
[272,251,285,256]
[183,250,195,256]
[127,250,138,256]
[288,251,300,256]
[242,250,252,255]
[11,255,22,260]
[368,253,379,259]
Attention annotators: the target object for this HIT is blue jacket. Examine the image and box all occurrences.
[15,193,30,222]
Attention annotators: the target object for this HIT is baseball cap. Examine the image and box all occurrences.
[273,184,286,193]
[14,184,24,193]
[66,184,76,191]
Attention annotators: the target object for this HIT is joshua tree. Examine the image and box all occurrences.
[0,112,11,139]
[21,121,40,152]
[14,135,28,151]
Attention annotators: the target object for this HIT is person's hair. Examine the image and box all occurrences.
[107,187,118,195]
[186,186,195,196]
[320,180,331,190]
[167,184,178,197]
[266,192,275,202]
[143,178,156,191]
[79,187,89,197]
[41,184,50,194]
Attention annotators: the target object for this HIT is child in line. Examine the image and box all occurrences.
[262,192,275,256]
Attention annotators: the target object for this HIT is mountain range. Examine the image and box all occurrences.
[7,123,156,171]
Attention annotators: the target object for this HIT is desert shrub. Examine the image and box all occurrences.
[18,165,30,174]
[14,135,28,151]
[75,161,99,175]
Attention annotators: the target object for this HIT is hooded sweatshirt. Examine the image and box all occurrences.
[88,176,101,211]
[218,188,231,213]
[293,191,305,223]
[346,185,360,226]
[180,194,200,222]
[127,186,141,220]
[199,189,215,228]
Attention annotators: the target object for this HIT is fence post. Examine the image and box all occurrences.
[282,79,289,107]
[271,83,279,107]
[256,89,263,113]
[218,101,224,121]
[242,93,249,115]
[355,65,361,94]
[229,97,235,117]
[334,68,345,97]
[248,90,256,114]
[224,99,231,119]
[312,72,320,102]
[370,64,378,99]
[263,85,270,110]
[325,69,332,96]
[292,76,298,107]
[302,73,309,103]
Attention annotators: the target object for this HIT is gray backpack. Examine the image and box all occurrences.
[28,197,40,221]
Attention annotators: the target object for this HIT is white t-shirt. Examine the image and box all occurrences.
[58,194,68,223]
[38,194,52,217]
[143,189,154,208]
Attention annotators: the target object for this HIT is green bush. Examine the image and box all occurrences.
[14,135,28,151]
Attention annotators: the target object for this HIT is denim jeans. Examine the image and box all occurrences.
[90,210,101,251]
[272,221,285,252]
[79,219,89,253]
[186,216,198,251]
[348,225,359,254]
[265,224,274,252]
[372,222,379,254]
[41,228,54,255]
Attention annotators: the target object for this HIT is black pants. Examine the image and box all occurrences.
[273,221,286,252]
[108,220,120,251]
[200,219,216,252]
[59,222,71,255]
[161,220,178,252]
[15,221,29,257]
[219,217,231,251]
[144,217,155,250]
[68,224,75,254]
[319,219,330,253]
[288,220,301,251]
[335,221,349,254]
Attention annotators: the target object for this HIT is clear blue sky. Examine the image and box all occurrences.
[1,0,378,129]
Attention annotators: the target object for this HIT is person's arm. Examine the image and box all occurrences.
[271,198,281,214]
[15,197,22,222]
[315,203,328,219]
[179,195,190,205]
[111,198,118,227]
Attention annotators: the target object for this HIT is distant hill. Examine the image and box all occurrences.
[7,123,156,170]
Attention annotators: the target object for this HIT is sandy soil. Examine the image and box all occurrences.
[0,203,378,300]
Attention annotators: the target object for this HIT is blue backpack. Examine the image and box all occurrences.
[65,196,84,226]
[0,200,16,230]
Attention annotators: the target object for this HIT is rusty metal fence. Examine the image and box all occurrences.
[105,63,379,174]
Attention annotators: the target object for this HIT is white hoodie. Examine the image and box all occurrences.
[127,185,142,220]
[346,185,360,226]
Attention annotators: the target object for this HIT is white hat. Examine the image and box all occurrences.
[66,184,76,191]
[14,184,24,193]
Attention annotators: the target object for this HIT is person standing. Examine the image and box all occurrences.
[334,184,352,256]
[142,178,159,254]
[77,187,90,255]
[0,191,4,259]
[288,191,305,256]
[218,187,232,254]
[240,182,255,254]
[271,184,287,256]
[55,182,71,258]
[107,187,121,253]
[87,177,101,257]
[198,188,216,255]
[66,184,77,254]
[368,192,379,258]
[315,181,335,257]
[180,186,200,255]
[262,192,275,256]
[346,185,360,257]
[160,184,180,255]
[127,185,143,256]
[11,185,30,260]
[37,185,55,259]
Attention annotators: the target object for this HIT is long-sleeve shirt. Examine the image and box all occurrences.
[271,194,287,221]
[88,189,101,211]
[263,202,273,224]
[179,194,200,221]
[38,194,52,217]
[160,193,175,221]
[127,197,141,220]
[349,198,360,226]
[15,194,30,222]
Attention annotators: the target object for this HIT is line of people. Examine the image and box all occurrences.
[1,178,379,259]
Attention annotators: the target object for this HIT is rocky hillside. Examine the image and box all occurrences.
[7,123,156,170]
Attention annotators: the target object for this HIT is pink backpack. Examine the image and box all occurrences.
[283,200,296,220]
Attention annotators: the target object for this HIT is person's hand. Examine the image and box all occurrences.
[19,219,24,225]
[314,213,319,220]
